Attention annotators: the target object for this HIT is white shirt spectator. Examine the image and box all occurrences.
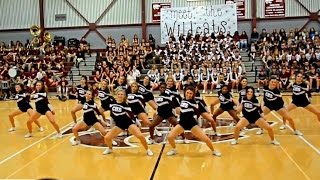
[36,71,43,80]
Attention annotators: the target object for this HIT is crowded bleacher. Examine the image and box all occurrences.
[1,27,320,100]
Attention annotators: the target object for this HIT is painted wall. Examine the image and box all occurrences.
[45,0,141,27]
[0,0,39,30]
[257,0,320,18]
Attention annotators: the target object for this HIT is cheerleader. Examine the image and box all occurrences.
[25,81,61,138]
[7,84,43,132]
[232,87,280,145]
[192,70,201,85]
[103,89,154,156]
[185,76,219,135]
[157,68,166,83]
[139,76,157,110]
[238,77,248,103]
[128,82,151,126]
[71,90,107,145]
[112,76,128,93]
[262,77,301,135]
[209,74,229,113]
[147,67,159,90]
[210,68,219,94]
[97,80,114,123]
[166,86,221,156]
[166,77,182,115]
[211,84,240,126]
[148,82,181,144]
[173,68,183,90]
[70,75,88,124]
[200,68,210,94]
[229,68,238,93]
[257,68,268,92]
[281,73,320,130]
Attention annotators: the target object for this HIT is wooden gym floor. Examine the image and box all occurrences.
[0,95,319,180]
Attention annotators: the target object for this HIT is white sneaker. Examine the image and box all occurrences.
[229,122,235,127]
[271,140,280,146]
[39,127,44,132]
[55,133,63,139]
[256,129,264,135]
[183,138,190,144]
[112,140,118,146]
[87,126,96,132]
[8,127,16,132]
[212,150,222,157]
[102,148,113,155]
[154,129,162,137]
[147,138,155,145]
[146,149,154,156]
[166,149,177,156]
[24,133,32,138]
[202,90,205,93]
[231,139,238,145]
[294,130,303,136]
[240,130,246,136]
[279,124,287,130]
[71,140,80,146]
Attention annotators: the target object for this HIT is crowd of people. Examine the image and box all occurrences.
[0,37,89,99]
[254,27,320,93]
[94,32,247,95]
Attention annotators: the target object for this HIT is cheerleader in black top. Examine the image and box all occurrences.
[97,80,115,123]
[166,77,182,114]
[103,89,154,156]
[71,90,107,145]
[166,86,221,156]
[281,73,320,130]
[7,84,43,132]
[184,76,219,136]
[238,77,248,104]
[262,77,301,135]
[26,81,61,138]
[148,82,181,144]
[210,74,229,114]
[128,82,151,126]
[211,84,240,126]
[71,75,88,124]
[138,76,157,110]
[232,87,280,145]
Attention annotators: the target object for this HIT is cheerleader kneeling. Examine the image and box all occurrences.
[232,87,280,145]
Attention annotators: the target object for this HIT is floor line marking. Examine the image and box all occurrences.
[0,118,81,165]
[6,138,68,178]
[271,111,320,155]
[279,145,311,180]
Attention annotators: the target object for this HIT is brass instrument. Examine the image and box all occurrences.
[30,25,41,47]
[30,25,52,48]
[30,25,41,36]
[43,31,52,43]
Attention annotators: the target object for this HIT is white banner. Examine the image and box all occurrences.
[160,4,238,44]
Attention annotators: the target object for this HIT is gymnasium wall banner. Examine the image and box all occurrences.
[160,4,238,44]
[264,0,285,17]
[152,2,171,23]
[225,0,245,19]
